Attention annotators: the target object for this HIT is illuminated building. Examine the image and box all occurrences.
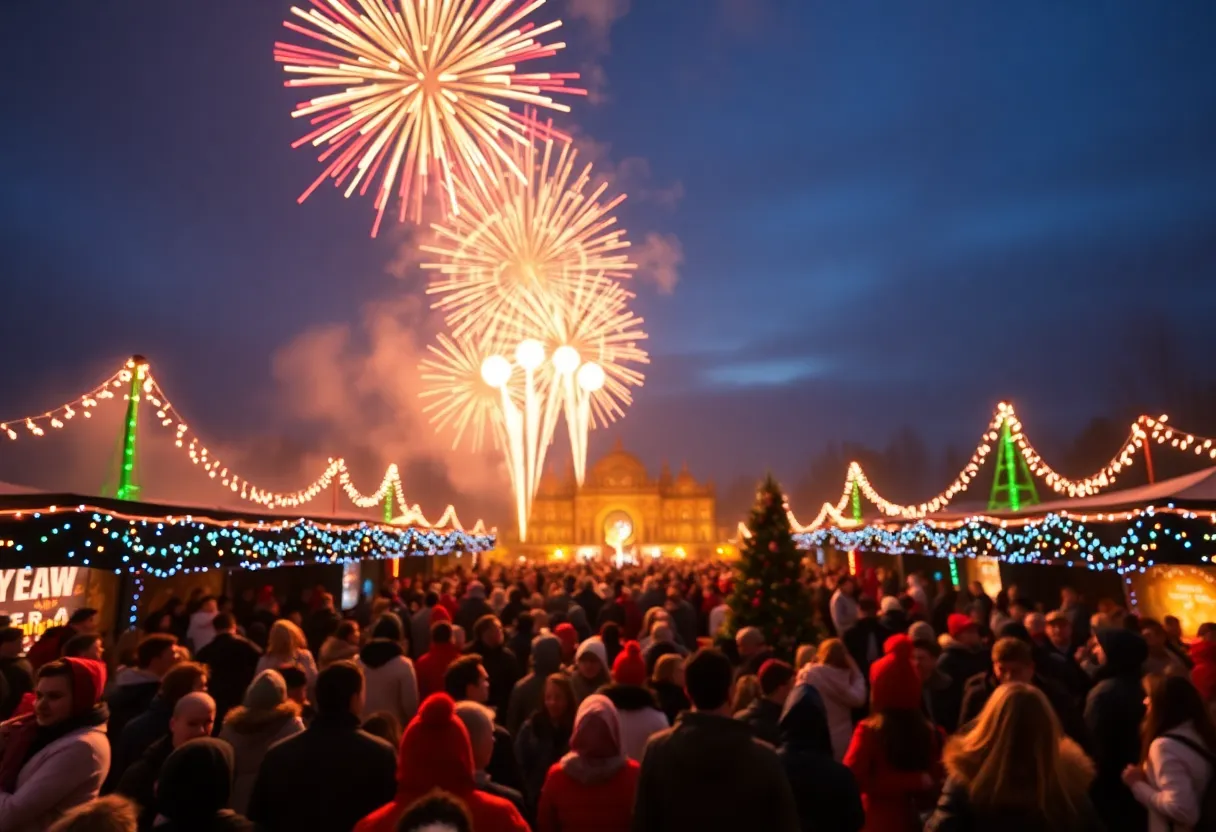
[507,439,721,559]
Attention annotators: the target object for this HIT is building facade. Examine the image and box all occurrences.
[511,439,720,559]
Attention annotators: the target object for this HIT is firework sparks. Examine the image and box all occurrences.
[274,0,584,235]
[422,129,635,345]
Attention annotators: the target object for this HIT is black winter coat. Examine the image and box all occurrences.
[115,733,174,832]
[632,712,800,832]
[779,684,864,832]
[467,642,520,719]
[0,657,33,720]
[195,632,262,730]
[649,680,690,726]
[735,697,784,746]
[455,597,493,634]
[108,694,172,790]
[958,672,1088,748]
[247,711,397,832]
[1084,628,1148,832]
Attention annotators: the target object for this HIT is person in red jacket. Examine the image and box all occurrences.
[416,621,464,700]
[1190,633,1216,703]
[845,634,944,832]
[353,693,528,832]
[536,693,639,832]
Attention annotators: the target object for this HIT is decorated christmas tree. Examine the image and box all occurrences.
[726,474,817,658]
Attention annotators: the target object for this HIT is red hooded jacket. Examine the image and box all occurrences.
[353,694,527,832]
[844,636,943,832]
[415,642,463,700]
[1192,640,1216,702]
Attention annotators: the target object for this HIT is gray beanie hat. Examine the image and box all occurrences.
[243,669,288,711]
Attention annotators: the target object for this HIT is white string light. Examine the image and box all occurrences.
[0,359,137,441]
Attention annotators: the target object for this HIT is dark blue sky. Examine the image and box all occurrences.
[2,1,1215,523]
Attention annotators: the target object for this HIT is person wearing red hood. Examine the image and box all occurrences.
[536,693,639,832]
[553,623,579,666]
[0,657,111,832]
[417,621,463,700]
[1191,629,1216,703]
[844,635,943,832]
[353,693,528,832]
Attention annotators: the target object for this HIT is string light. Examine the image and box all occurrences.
[0,502,494,580]
[0,359,137,442]
[785,404,1211,532]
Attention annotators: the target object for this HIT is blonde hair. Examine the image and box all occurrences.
[266,619,307,659]
[732,674,762,713]
[49,795,137,832]
[653,653,683,684]
[816,638,850,670]
[944,682,1092,829]
[795,644,817,670]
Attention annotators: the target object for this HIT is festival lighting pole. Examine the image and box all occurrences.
[115,357,148,501]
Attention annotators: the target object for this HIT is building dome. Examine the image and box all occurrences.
[590,437,649,489]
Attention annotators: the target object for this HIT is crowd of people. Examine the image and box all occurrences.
[1,558,1215,832]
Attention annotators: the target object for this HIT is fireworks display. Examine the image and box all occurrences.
[274,0,583,236]
[422,127,635,346]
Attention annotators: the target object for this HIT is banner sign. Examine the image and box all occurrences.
[1128,564,1216,639]
[0,567,84,649]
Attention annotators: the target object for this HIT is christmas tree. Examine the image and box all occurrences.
[726,474,817,659]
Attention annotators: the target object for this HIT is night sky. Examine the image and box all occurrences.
[2,1,1216,525]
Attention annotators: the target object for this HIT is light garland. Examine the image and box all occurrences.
[0,357,487,532]
[786,404,1216,532]
[0,502,494,580]
[0,359,139,442]
[795,503,1215,575]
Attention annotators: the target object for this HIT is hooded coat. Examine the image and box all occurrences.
[247,708,397,832]
[195,631,262,731]
[218,672,305,815]
[800,662,868,761]
[358,640,420,727]
[353,694,529,832]
[924,737,1102,832]
[598,684,669,762]
[416,641,463,700]
[571,640,611,704]
[1085,627,1150,832]
[153,738,254,832]
[0,658,111,832]
[506,634,562,736]
[779,683,865,832]
[537,694,639,832]
[1190,640,1216,703]
[845,636,944,832]
[104,666,161,751]
[632,710,799,832]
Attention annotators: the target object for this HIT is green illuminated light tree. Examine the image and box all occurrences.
[726,474,816,659]
[988,417,1039,511]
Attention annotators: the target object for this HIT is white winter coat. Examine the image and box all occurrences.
[799,663,867,761]
[0,724,110,832]
[359,655,420,727]
[1131,721,1214,832]
[615,706,670,763]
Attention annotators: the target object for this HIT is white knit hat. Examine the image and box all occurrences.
[575,637,607,669]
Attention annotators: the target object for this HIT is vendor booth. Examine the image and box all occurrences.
[0,489,495,641]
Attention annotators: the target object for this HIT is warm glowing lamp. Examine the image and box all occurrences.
[480,355,512,388]
[515,339,546,371]
[576,362,606,392]
[552,345,581,375]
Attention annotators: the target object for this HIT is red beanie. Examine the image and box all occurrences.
[64,657,106,714]
[430,605,452,625]
[396,694,475,791]
[869,635,922,712]
[612,641,647,686]
[947,613,977,639]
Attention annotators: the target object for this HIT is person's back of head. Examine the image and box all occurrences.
[363,711,403,749]
[758,659,795,701]
[48,795,137,832]
[946,682,1089,825]
[396,788,473,832]
[857,595,877,618]
[157,738,236,822]
[160,662,208,708]
[685,647,734,713]
[735,627,764,656]
[1143,673,1216,760]
[315,660,364,719]
[432,621,453,646]
[211,612,235,633]
[62,633,103,659]
[453,701,496,772]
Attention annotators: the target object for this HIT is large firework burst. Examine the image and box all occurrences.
[422,128,635,346]
[274,0,583,235]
